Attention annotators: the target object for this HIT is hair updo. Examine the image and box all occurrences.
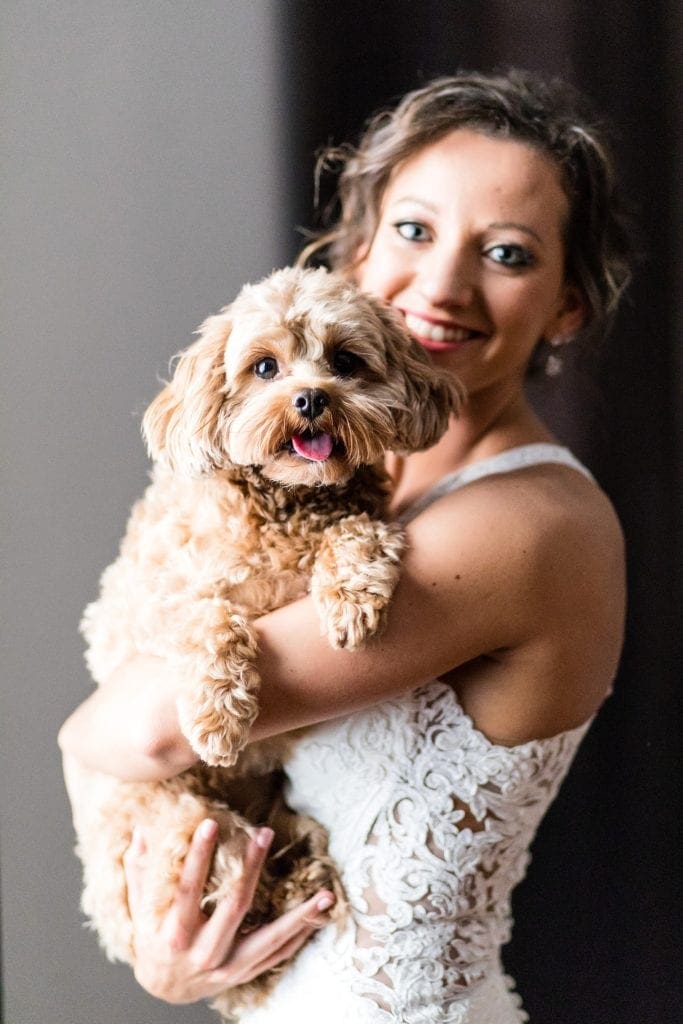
[303,69,633,342]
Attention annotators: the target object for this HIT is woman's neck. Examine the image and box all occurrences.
[388,386,555,511]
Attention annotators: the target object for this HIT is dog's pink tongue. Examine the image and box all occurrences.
[291,433,334,461]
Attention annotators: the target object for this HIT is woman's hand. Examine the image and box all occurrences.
[123,818,336,1005]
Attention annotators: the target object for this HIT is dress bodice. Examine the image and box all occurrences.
[240,445,596,1024]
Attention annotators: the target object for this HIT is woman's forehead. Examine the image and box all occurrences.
[382,129,569,229]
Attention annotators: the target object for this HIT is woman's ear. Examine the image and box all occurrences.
[546,283,586,342]
[142,310,232,476]
[372,301,464,452]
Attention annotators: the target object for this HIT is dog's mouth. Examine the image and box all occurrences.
[283,430,340,462]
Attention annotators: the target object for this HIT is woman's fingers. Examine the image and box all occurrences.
[196,827,274,966]
[165,819,219,945]
[211,922,317,990]
[240,924,316,983]
[221,888,336,984]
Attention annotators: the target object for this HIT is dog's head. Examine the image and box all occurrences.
[143,267,463,486]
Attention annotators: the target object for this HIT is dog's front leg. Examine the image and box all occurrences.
[174,602,261,767]
[310,514,404,650]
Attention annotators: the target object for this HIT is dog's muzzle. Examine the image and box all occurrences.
[292,388,329,421]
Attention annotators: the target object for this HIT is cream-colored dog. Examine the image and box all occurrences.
[64,266,461,1018]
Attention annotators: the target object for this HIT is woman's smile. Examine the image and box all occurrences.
[400,309,486,351]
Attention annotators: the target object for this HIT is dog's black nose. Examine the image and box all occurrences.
[293,388,329,420]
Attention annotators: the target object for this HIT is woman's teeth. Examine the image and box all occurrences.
[404,312,477,343]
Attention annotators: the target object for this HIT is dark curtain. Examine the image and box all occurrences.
[276,3,681,1022]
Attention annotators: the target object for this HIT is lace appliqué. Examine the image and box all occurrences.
[284,681,591,1023]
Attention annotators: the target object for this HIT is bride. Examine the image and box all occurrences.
[60,69,632,1022]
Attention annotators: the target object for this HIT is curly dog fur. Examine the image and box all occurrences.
[64,266,461,1018]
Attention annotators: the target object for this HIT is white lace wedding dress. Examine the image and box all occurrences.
[239,445,596,1024]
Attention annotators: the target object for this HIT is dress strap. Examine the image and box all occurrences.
[397,443,594,525]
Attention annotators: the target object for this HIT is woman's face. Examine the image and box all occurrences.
[355,129,584,398]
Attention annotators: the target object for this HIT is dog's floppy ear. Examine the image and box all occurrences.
[142,310,232,475]
[372,302,464,452]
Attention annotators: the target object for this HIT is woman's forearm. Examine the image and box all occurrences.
[58,655,197,781]
[59,505,495,780]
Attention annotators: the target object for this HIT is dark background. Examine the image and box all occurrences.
[276,3,681,1022]
[2,3,679,1022]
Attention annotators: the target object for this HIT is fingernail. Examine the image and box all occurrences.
[255,827,274,850]
[199,818,218,840]
[316,893,335,912]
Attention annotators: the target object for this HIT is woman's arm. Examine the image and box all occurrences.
[58,487,524,778]
[57,550,473,778]
[59,470,622,778]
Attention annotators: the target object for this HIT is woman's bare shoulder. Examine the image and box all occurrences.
[404,462,625,741]
[407,459,623,577]
[406,460,626,639]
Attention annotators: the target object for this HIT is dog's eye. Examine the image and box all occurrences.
[332,350,364,377]
[254,357,279,379]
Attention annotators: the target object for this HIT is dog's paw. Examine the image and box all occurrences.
[320,593,388,650]
[311,515,404,650]
[174,613,262,766]
[177,677,260,767]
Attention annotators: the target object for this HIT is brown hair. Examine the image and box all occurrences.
[301,69,633,341]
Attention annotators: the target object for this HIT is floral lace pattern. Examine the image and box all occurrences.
[274,681,591,1023]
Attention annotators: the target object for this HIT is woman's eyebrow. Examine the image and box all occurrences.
[488,221,543,245]
[387,196,440,214]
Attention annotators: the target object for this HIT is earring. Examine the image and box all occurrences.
[545,335,567,378]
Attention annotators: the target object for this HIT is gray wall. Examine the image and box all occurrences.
[1,3,286,1021]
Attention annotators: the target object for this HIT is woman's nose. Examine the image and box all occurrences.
[417,249,475,308]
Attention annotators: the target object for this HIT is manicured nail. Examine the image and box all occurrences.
[199,818,218,840]
[316,893,335,912]
[255,827,274,850]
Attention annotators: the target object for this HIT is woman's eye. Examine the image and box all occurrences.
[395,220,430,242]
[486,244,534,268]
[332,350,365,376]
[253,357,278,379]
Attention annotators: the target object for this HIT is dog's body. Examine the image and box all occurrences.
[64,267,460,1018]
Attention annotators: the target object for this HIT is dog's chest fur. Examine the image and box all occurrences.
[87,461,391,671]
